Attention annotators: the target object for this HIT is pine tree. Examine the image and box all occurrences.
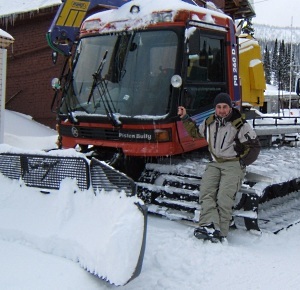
[242,18,255,36]
[263,45,271,84]
[271,39,278,85]
[290,45,297,91]
[255,32,300,92]
[278,40,285,90]
[278,40,291,91]
[283,43,291,91]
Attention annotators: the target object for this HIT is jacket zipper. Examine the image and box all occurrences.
[213,123,219,149]
[220,132,227,149]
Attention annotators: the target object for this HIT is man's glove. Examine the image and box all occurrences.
[239,158,246,169]
[234,141,245,156]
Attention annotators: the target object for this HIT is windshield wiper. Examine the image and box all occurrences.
[87,50,121,128]
[58,62,81,124]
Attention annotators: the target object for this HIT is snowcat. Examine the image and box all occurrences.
[1,2,300,277]
[46,0,300,232]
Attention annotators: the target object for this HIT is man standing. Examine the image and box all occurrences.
[178,93,260,242]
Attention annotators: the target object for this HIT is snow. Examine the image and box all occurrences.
[0,29,14,40]
[1,108,300,289]
[0,28,14,48]
[0,0,300,288]
[0,0,61,18]
[0,174,144,286]
[4,110,57,150]
[0,110,147,286]
[84,0,230,33]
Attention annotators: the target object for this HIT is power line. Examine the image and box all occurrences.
[253,0,269,4]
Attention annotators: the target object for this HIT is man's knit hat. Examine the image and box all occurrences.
[213,93,232,107]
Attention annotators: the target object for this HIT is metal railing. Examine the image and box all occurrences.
[250,116,300,128]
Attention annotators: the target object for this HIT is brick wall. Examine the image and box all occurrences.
[0,49,6,143]
[0,6,65,129]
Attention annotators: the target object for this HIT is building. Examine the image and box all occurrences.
[263,85,299,114]
[0,28,14,143]
[0,1,62,129]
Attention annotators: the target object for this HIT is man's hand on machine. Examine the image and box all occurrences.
[177,106,187,119]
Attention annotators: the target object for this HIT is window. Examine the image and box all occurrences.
[61,30,178,117]
[187,35,225,82]
[184,31,227,112]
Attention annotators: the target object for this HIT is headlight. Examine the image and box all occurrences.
[154,130,170,142]
[171,75,182,88]
[81,19,101,32]
[152,12,173,23]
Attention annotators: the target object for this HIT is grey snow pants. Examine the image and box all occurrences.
[199,160,245,236]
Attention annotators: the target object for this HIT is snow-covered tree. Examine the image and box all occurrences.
[278,40,289,90]
[263,45,271,84]
[242,18,255,36]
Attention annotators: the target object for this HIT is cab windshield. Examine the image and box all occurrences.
[61,30,178,117]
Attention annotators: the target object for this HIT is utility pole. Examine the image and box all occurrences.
[289,17,293,112]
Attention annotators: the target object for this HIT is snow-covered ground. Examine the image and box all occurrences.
[1,0,299,288]
[1,109,300,290]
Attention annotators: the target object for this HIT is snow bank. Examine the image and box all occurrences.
[3,110,58,150]
[0,174,145,286]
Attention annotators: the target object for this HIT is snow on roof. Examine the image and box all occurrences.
[84,0,230,33]
[264,84,298,96]
[0,0,62,18]
[0,29,14,40]
[0,29,14,48]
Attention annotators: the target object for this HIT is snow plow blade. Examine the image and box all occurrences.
[0,151,90,190]
[0,147,147,286]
